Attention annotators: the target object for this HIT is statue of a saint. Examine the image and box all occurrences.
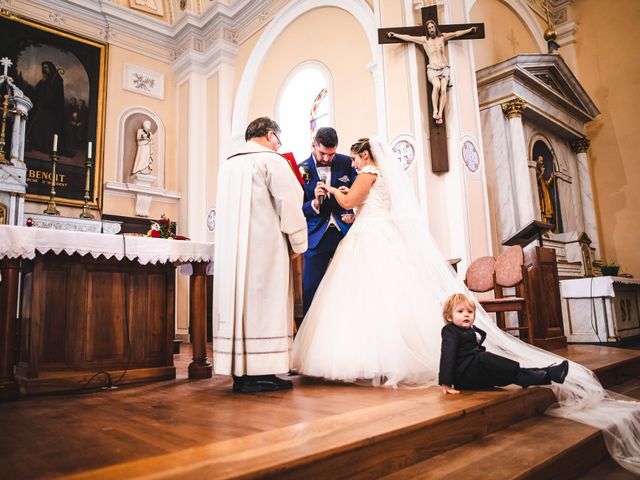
[536,155,554,224]
[388,21,476,124]
[132,120,153,175]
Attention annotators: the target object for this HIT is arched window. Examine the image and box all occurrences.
[277,64,332,163]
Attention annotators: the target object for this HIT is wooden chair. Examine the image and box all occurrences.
[466,246,533,343]
[464,256,496,294]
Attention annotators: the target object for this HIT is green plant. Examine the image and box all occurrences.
[601,259,620,276]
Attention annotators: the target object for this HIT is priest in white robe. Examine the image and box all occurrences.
[213,117,308,393]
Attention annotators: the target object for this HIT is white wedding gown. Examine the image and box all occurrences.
[293,165,442,386]
[292,137,640,474]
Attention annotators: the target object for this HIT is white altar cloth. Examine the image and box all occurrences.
[0,225,213,266]
[560,276,640,343]
[560,276,640,298]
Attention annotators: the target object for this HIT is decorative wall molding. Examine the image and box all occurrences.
[103,180,181,202]
[129,0,164,18]
[123,64,165,99]
[4,0,285,65]
[528,0,573,26]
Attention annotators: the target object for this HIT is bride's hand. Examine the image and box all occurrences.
[441,385,460,395]
[341,213,355,224]
[337,186,350,194]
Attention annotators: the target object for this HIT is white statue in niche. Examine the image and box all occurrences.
[131,120,153,175]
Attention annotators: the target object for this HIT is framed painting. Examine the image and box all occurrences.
[0,11,107,209]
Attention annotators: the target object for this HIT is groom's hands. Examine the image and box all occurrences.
[313,182,328,210]
[441,385,460,395]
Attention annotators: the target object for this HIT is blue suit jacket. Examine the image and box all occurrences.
[299,153,357,250]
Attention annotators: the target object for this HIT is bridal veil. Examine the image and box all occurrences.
[370,135,640,474]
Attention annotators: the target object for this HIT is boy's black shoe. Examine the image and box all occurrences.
[548,360,569,384]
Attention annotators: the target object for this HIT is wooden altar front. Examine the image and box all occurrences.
[0,225,213,399]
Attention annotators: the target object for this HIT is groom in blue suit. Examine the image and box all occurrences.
[298,127,357,324]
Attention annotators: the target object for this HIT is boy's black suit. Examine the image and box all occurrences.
[438,323,519,390]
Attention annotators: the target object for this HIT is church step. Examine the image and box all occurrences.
[66,387,556,479]
[381,416,607,480]
[550,344,640,388]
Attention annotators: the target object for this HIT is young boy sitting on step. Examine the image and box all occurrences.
[439,293,569,394]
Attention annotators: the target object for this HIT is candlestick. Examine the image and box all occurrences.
[80,151,94,219]
[0,94,9,165]
[43,151,60,215]
[52,133,58,153]
[88,141,92,159]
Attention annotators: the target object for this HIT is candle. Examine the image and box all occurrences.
[52,134,58,152]
[88,142,92,159]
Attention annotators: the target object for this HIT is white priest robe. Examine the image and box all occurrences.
[212,140,308,376]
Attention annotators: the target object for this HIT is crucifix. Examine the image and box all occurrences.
[379,6,484,173]
[0,57,12,77]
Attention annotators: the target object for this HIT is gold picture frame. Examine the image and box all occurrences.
[0,10,107,210]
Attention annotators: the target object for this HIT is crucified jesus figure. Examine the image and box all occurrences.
[388,20,477,124]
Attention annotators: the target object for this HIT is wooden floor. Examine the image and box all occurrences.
[2,343,640,479]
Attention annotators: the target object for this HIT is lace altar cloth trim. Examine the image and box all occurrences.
[0,225,213,265]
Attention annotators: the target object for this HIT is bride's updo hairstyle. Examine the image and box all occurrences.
[351,137,375,163]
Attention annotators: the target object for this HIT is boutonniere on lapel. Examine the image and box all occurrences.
[299,164,311,184]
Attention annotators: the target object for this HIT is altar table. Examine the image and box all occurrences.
[0,225,213,399]
[560,276,640,343]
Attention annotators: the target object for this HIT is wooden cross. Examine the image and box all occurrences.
[379,6,484,173]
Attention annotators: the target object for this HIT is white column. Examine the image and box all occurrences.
[502,98,535,229]
[185,72,208,241]
[571,137,600,255]
[217,60,235,167]
[10,112,21,163]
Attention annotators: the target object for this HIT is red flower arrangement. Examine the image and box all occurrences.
[146,214,177,239]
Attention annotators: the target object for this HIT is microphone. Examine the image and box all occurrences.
[318,174,327,206]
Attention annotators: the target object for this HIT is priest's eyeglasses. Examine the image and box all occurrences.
[269,130,282,149]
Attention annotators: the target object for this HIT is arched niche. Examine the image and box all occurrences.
[116,107,165,187]
[530,136,562,231]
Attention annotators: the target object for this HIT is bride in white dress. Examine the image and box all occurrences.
[293,138,442,386]
[293,136,640,473]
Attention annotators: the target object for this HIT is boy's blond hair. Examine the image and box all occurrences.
[442,293,476,324]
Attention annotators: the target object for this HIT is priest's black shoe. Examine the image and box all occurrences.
[548,360,569,384]
[232,374,292,393]
[268,375,293,389]
[233,380,261,393]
